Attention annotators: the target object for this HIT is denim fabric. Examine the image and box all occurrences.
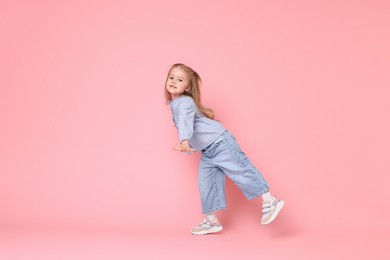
[198,130,270,214]
[169,95,226,151]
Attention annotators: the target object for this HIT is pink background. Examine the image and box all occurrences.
[1,0,389,259]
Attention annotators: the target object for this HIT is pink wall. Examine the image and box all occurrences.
[1,0,389,235]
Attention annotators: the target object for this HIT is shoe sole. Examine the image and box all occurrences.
[261,200,285,225]
[191,225,223,235]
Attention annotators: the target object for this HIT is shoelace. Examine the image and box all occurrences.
[198,218,217,228]
[198,218,209,226]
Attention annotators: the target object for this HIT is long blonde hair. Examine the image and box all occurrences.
[164,63,216,119]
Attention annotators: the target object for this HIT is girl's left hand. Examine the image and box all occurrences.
[172,140,195,154]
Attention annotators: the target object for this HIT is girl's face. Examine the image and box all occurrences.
[166,67,190,99]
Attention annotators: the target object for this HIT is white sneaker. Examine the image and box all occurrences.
[261,196,285,225]
[190,217,223,235]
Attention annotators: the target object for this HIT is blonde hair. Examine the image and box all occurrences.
[164,63,216,119]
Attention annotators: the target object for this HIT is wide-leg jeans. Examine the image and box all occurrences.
[198,130,270,214]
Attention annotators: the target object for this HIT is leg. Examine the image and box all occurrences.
[198,156,226,214]
[214,131,270,200]
[208,131,284,225]
[191,158,225,235]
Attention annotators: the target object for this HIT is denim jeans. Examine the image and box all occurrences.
[198,130,270,214]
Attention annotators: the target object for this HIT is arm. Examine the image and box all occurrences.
[177,98,195,143]
[173,98,196,153]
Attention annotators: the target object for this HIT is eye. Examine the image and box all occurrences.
[169,76,174,79]
[179,79,183,82]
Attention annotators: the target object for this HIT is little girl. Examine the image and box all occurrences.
[165,63,284,235]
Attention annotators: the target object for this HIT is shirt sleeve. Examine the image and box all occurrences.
[176,98,196,143]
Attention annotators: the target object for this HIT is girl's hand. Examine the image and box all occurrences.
[173,140,195,154]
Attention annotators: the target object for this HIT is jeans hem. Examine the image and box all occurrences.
[202,206,226,214]
[246,187,270,200]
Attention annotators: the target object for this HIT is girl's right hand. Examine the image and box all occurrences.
[172,140,195,154]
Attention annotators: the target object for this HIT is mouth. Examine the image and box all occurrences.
[170,85,177,89]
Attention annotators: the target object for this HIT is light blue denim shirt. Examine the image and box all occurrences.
[169,95,226,151]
